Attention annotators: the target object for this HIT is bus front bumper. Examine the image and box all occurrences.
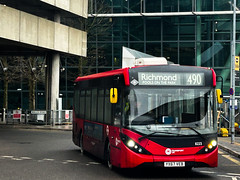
[120,147,218,168]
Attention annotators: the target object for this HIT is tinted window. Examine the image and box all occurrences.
[80,90,85,118]
[98,89,105,123]
[104,89,112,124]
[91,89,97,121]
[86,90,91,120]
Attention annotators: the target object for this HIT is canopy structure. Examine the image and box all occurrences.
[122,46,168,68]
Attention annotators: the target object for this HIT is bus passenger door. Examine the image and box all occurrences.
[109,97,122,167]
[108,125,121,167]
[84,121,104,157]
[107,87,122,167]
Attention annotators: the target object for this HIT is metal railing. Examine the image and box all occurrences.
[0,109,73,126]
[217,97,240,136]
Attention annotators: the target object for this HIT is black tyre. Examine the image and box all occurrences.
[106,142,113,169]
[79,132,84,153]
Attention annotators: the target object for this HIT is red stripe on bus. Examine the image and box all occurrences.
[211,69,216,87]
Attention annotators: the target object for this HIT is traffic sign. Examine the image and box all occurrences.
[13,110,21,119]
[229,88,234,95]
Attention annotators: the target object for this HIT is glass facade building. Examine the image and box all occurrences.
[1,0,240,110]
[88,0,240,93]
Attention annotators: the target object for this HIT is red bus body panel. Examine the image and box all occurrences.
[74,118,218,169]
[118,147,218,168]
[107,128,218,168]
[75,68,130,86]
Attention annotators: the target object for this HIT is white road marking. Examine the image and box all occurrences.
[1,156,14,158]
[12,158,23,161]
[200,170,240,180]
[199,171,216,174]
[20,157,32,160]
[227,173,240,176]
[42,158,54,161]
[1,155,100,167]
[88,162,101,165]
[218,175,238,180]
[66,160,78,163]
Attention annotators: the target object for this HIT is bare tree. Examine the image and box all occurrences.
[0,56,45,110]
[0,56,23,109]
[22,56,46,110]
[62,0,113,83]
[84,0,113,73]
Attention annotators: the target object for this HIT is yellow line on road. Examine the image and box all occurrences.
[218,150,224,154]
[222,155,240,166]
[235,142,240,146]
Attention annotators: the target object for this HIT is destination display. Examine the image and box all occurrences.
[138,72,205,86]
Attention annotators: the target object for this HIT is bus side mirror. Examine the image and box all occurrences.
[110,88,118,104]
[216,89,223,104]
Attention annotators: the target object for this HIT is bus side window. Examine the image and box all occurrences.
[98,89,104,123]
[91,89,97,122]
[86,90,91,120]
[74,89,80,118]
[104,89,112,124]
[113,88,122,126]
[79,90,85,119]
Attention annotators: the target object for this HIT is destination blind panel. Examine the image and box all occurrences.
[138,72,205,86]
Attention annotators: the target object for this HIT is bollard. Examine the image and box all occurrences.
[25,110,27,124]
[3,108,6,123]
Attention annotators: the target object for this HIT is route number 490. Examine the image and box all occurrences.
[187,74,202,85]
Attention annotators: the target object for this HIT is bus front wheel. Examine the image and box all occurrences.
[106,142,113,169]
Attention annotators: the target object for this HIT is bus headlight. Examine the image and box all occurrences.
[198,139,218,154]
[207,140,217,150]
[120,133,151,155]
[211,140,217,147]
[127,139,135,148]
[204,140,218,152]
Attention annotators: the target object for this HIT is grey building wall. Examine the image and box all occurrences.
[0,0,88,110]
[0,4,87,57]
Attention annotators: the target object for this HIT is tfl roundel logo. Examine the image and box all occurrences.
[165,148,172,155]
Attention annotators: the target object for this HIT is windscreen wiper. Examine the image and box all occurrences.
[175,126,206,140]
[138,132,157,141]
[138,131,181,141]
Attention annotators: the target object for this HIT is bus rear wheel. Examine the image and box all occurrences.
[79,132,84,153]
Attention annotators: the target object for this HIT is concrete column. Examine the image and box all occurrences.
[196,1,201,66]
[50,13,61,111]
[196,17,201,67]
[50,53,60,111]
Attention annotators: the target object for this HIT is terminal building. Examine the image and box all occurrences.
[0,0,87,110]
[0,0,240,110]
[87,0,240,93]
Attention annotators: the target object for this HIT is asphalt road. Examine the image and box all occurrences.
[0,128,240,180]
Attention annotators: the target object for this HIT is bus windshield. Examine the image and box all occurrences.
[124,87,217,136]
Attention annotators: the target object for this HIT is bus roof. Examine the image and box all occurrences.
[74,65,216,87]
[75,68,130,86]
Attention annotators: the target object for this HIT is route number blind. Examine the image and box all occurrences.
[138,72,205,86]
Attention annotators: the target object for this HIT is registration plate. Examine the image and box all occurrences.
[164,162,185,167]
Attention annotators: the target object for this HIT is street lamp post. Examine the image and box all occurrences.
[0,59,8,72]
[230,0,237,144]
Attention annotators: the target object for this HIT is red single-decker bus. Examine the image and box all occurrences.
[73,64,218,169]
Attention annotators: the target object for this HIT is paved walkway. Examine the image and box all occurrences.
[0,123,72,131]
[0,122,239,159]
[218,136,240,158]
